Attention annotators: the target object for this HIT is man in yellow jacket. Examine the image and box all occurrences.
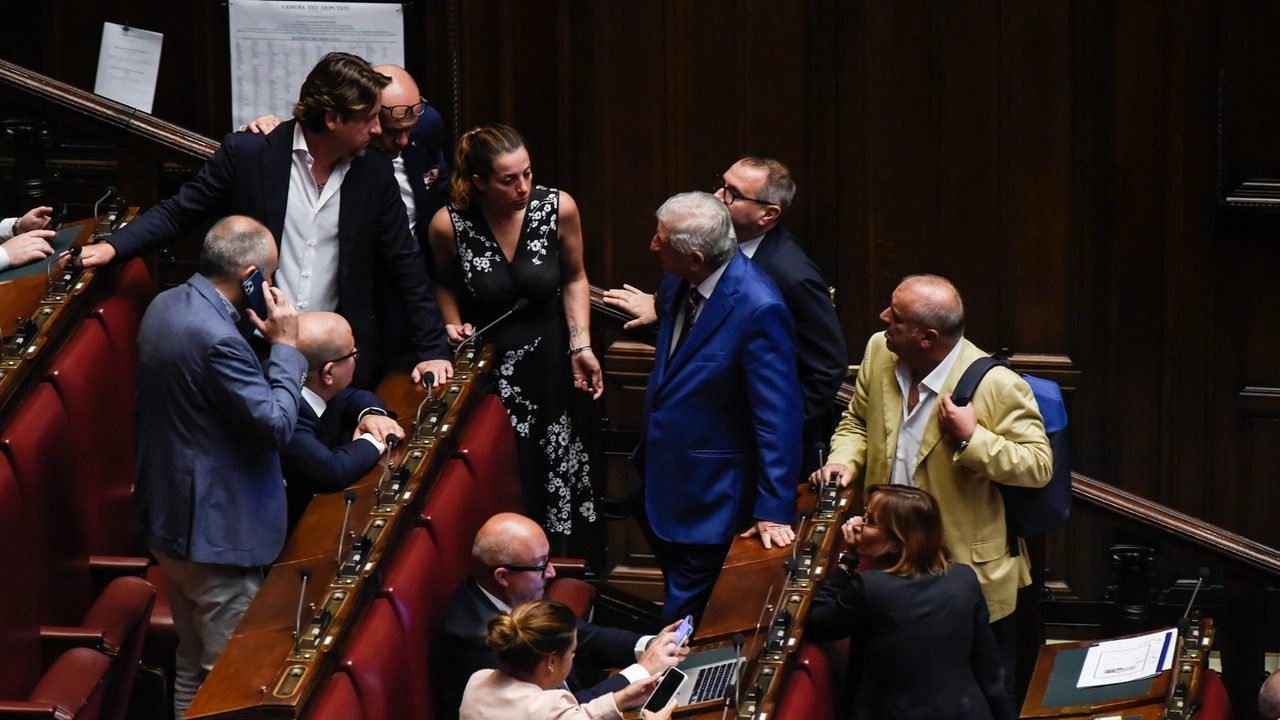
[813,273,1052,700]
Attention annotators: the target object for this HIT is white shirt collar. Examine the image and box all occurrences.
[291,122,309,153]
[477,582,512,613]
[918,339,964,396]
[301,386,327,417]
[739,233,766,258]
[692,256,732,301]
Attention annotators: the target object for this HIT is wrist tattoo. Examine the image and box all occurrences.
[569,324,584,339]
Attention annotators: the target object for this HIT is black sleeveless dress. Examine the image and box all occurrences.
[447,185,596,536]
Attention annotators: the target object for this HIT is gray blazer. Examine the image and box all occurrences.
[131,273,307,567]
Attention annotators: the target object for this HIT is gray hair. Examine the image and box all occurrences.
[738,156,796,210]
[199,216,274,280]
[901,274,965,341]
[655,191,738,270]
[472,530,516,568]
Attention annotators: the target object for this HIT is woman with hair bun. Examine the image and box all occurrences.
[460,600,676,720]
[428,125,599,547]
[805,484,1015,720]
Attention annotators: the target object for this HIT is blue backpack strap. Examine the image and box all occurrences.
[951,356,1012,407]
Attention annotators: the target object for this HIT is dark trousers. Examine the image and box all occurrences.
[636,506,731,624]
[989,611,1018,707]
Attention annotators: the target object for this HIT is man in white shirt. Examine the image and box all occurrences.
[0,205,56,271]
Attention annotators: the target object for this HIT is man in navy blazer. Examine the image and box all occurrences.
[132,216,306,718]
[634,191,803,623]
[79,53,451,390]
[281,312,402,528]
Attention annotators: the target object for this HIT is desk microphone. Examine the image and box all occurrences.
[815,442,827,484]
[295,565,312,638]
[791,509,811,564]
[453,299,529,359]
[92,186,117,238]
[414,373,436,428]
[719,632,747,720]
[337,489,357,566]
[1182,567,1211,618]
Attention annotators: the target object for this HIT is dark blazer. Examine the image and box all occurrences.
[749,225,847,475]
[132,273,307,567]
[633,251,802,545]
[106,120,450,388]
[433,578,640,719]
[805,563,1014,720]
[403,107,452,244]
[280,387,389,528]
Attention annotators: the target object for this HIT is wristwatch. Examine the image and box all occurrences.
[958,440,971,454]
[836,552,856,575]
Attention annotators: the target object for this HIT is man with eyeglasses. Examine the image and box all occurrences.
[280,312,401,530]
[78,52,453,391]
[434,513,688,719]
[604,157,846,480]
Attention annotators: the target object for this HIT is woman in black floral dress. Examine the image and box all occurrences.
[427,124,601,542]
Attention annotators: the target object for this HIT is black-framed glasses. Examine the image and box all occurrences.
[325,347,360,366]
[714,175,773,206]
[497,562,550,578]
[380,96,428,120]
[859,506,878,530]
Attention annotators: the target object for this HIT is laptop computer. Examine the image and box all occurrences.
[671,645,749,706]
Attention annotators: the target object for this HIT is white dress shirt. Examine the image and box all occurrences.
[276,123,349,313]
[738,233,766,259]
[392,155,418,233]
[0,217,19,270]
[300,386,385,454]
[671,256,731,351]
[890,340,963,486]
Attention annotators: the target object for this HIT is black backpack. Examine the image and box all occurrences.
[951,355,1071,555]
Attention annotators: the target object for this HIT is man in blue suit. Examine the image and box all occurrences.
[79,53,451,390]
[132,215,306,718]
[282,311,401,528]
[633,191,803,623]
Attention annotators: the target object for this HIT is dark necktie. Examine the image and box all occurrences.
[670,286,700,358]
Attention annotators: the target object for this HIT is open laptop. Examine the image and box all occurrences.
[671,645,749,706]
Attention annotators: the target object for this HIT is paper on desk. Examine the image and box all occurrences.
[94,22,164,113]
[1077,628,1177,688]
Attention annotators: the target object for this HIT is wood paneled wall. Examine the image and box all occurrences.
[6,0,1280,602]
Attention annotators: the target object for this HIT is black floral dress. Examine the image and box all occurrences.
[447,185,596,536]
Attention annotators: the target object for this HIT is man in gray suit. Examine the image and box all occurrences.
[132,215,305,718]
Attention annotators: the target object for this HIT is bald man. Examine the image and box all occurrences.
[1261,671,1280,720]
[433,513,688,719]
[812,274,1052,702]
[280,312,401,526]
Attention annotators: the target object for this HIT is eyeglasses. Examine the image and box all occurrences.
[325,347,360,366]
[714,175,773,207]
[497,562,550,578]
[859,507,878,530]
[380,97,428,120]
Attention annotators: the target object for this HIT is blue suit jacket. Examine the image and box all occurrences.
[281,387,387,494]
[403,107,452,245]
[132,274,307,567]
[106,119,450,388]
[634,251,803,545]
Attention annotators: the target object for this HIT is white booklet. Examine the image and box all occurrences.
[1076,628,1177,688]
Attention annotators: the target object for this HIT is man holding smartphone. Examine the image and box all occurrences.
[131,215,306,719]
[0,205,57,271]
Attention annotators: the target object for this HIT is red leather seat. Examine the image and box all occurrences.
[307,670,366,720]
[418,459,484,591]
[546,578,596,620]
[773,641,837,720]
[1197,668,1232,720]
[455,395,524,516]
[341,598,429,720]
[0,382,156,720]
[0,455,112,720]
[45,316,145,558]
[378,527,444,719]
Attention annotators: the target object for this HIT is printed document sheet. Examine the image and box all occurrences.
[1077,628,1177,688]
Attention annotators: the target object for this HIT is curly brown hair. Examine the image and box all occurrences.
[292,52,390,133]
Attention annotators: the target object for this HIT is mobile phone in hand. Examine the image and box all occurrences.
[675,615,694,646]
[242,269,269,319]
[643,667,687,713]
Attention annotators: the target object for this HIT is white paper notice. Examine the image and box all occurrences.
[1077,628,1177,688]
[228,1,405,131]
[94,23,164,114]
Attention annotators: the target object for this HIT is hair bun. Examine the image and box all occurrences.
[485,611,521,653]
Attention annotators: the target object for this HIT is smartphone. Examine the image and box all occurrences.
[242,269,269,319]
[643,667,687,713]
[44,207,64,232]
[675,615,694,646]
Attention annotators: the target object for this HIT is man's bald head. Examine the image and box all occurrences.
[472,513,547,568]
[1261,671,1280,720]
[896,274,965,342]
[369,64,421,159]
[297,312,354,374]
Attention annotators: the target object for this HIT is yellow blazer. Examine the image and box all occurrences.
[459,669,623,720]
[828,333,1052,621]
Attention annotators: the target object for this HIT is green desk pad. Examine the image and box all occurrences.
[1041,646,1155,708]
[0,226,83,283]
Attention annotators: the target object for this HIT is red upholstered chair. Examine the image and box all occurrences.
[45,316,146,558]
[455,395,524,516]
[341,598,430,720]
[1196,668,1232,720]
[773,641,837,720]
[546,578,596,620]
[0,382,157,720]
[0,454,112,720]
[306,670,366,720]
[377,526,444,718]
[418,459,485,591]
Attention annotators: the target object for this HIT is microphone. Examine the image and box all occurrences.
[746,584,775,667]
[93,186,117,238]
[791,509,811,563]
[453,299,529,359]
[719,632,747,720]
[815,442,827,485]
[295,565,312,638]
[414,372,436,428]
[1182,567,1211,618]
[337,490,356,566]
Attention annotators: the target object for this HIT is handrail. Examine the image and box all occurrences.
[0,59,218,161]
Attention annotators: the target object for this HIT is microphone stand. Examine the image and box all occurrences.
[453,299,529,360]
